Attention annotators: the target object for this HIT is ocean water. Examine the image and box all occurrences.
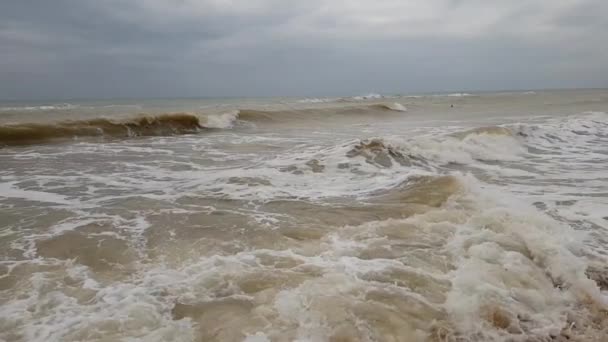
[0,89,607,341]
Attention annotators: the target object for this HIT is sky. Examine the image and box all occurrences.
[1,0,607,100]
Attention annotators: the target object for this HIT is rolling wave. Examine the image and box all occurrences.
[0,102,409,147]
[235,103,407,124]
[371,103,408,112]
[0,113,203,146]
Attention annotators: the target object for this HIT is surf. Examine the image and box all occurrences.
[0,113,204,146]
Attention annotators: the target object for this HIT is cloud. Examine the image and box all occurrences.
[0,0,606,99]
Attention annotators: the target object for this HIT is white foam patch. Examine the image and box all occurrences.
[444,174,607,339]
[386,102,407,112]
[0,264,196,342]
[0,103,78,111]
[297,98,334,104]
[351,93,384,100]
[358,130,525,170]
[445,93,473,97]
[0,182,77,206]
[205,110,239,129]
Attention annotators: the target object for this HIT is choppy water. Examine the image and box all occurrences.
[1,89,608,341]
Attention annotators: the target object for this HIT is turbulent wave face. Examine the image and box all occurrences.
[1,93,608,342]
[0,113,203,146]
[0,103,409,147]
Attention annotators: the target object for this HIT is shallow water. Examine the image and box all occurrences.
[1,89,608,341]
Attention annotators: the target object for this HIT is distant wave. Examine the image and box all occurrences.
[297,98,335,104]
[351,93,385,100]
[442,93,473,97]
[448,93,472,97]
[236,103,408,124]
[0,103,79,111]
[0,113,204,147]
[297,94,392,103]
[100,104,144,109]
[1,103,410,147]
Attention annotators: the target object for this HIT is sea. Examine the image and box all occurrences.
[0,89,607,341]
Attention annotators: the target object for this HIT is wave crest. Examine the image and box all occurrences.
[451,126,513,139]
[0,103,79,112]
[371,103,408,112]
[0,113,203,147]
[235,104,407,125]
[346,138,429,168]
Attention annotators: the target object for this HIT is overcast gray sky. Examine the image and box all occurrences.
[1,0,607,99]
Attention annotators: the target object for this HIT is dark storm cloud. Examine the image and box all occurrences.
[0,0,606,99]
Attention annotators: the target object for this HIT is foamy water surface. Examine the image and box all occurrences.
[1,90,607,341]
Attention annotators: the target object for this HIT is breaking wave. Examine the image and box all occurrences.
[0,113,204,146]
[371,103,408,112]
[441,93,473,97]
[297,98,335,104]
[344,127,524,169]
[0,103,411,147]
[351,93,386,100]
[346,138,426,168]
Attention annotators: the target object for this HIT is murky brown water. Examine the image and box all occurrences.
[1,90,608,341]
